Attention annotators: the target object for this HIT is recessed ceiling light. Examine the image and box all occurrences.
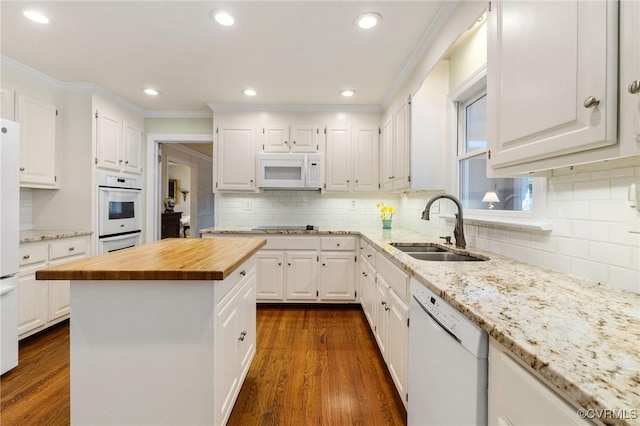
[24,10,49,24]
[210,9,235,26]
[243,88,257,97]
[340,89,356,97]
[143,88,160,96]
[354,12,381,30]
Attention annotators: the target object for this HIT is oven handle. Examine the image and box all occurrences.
[98,185,142,191]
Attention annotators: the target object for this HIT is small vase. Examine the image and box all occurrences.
[382,219,392,230]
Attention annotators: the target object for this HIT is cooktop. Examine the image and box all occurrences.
[251,225,317,231]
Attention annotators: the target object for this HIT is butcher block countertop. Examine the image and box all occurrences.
[36,238,266,281]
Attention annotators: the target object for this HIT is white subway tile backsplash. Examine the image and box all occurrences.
[556,237,589,259]
[570,258,609,284]
[589,241,633,269]
[572,180,611,200]
[590,200,629,222]
[571,220,610,242]
[19,189,33,231]
[555,200,590,219]
[543,252,573,274]
[609,266,640,293]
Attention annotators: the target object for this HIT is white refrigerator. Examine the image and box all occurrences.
[1,118,20,375]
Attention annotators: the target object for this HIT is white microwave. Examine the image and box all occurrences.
[258,153,322,189]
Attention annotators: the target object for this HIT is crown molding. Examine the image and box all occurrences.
[380,0,459,110]
[144,110,212,119]
[207,102,381,113]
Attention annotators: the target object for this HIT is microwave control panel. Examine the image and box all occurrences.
[307,154,321,187]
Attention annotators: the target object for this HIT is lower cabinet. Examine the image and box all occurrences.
[215,265,256,425]
[488,338,590,426]
[18,235,90,339]
[358,255,377,329]
[319,251,356,300]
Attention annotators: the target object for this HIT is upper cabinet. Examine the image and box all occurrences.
[325,125,379,193]
[487,0,619,174]
[620,0,640,153]
[215,125,257,191]
[261,125,319,153]
[17,93,58,188]
[1,87,15,121]
[381,99,411,191]
[95,109,143,175]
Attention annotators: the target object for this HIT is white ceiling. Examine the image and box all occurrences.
[1,1,445,114]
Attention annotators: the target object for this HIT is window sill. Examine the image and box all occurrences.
[441,214,552,232]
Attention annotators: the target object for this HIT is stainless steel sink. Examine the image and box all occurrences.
[408,252,485,262]
[390,243,446,253]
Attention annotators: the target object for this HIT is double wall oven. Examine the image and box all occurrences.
[97,173,142,254]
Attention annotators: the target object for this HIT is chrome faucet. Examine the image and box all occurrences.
[421,194,466,249]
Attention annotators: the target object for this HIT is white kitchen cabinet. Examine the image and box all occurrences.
[285,251,318,300]
[325,125,352,191]
[385,287,408,406]
[487,0,619,174]
[374,274,390,358]
[18,236,90,339]
[620,0,640,153]
[358,253,377,330]
[319,252,356,301]
[95,110,143,174]
[255,251,285,300]
[380,100,410,191]
[261,124,319,153]
[325,125,379,193]
[352,126,380,192]
[488,338,590,426]
[215,265,256,425]
[17,93,58,188]
[1,87,15,120]
[215,125,256,191]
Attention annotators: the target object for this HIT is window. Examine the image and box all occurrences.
[457,90,533,213]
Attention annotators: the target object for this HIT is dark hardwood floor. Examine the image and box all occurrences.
[1,306,406,425]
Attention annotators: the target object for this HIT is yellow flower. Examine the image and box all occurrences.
[375,201,395,220]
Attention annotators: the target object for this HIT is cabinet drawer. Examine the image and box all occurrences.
[215,257,257,304]
[19,243,48,267]
[262,236,319,250]
[376,252,409,302]
[321,236,356,251]
[50,237,88,261]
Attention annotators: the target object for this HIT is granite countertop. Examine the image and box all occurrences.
[20,229,93,243]
[36,238,266,281]
[202,226,640,426]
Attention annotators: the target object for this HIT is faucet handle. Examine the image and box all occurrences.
[439,236,452,245]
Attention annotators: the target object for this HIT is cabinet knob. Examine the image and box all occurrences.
[69,246,75,251]
[385,306,390,312]
[336,243,340,247]
[119,159,123,163]
[583,96,600,108]
[293,141,297,144]
[23,254,30,259]
[125,161,129,165]
[284,141,288,145]
[367,254,372,258]
[288,263,291,266]
[381,301,387,306]
[278,262,282,266]
[322,263,326,266]
[362,272,367,277]
[238,330,246,341]
[629,80,640,95]
[19,167,25,171]
[240,270,246,276]
[250,179,254,183]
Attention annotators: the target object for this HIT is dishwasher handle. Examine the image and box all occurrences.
[413,295,462,344]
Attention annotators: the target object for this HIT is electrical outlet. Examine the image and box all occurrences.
[350,199,357,211]
[244,200,252,211]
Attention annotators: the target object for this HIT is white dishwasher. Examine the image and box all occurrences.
[408,278,488,426]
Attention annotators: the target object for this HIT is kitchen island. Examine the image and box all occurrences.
[36,237,266,426]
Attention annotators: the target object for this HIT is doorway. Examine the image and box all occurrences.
[145,134,214,242]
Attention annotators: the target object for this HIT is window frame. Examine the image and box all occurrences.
[447,65,549,230]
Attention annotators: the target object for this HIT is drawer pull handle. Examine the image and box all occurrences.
[240,270,246,276]
[19,167,25,171]
[239,330,247,341]
[23,254,30,259]
[69,246,75,251]
[583,96,600,108]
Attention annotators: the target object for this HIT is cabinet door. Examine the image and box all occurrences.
[380,117,394,191]
[123,122,143,174]
[386,289,408,405]
[487,0,618,170]
[17,94,57,187]
[353,126,379,192]
[1,87,15,120]
[392,101,411,190]
[374,275,390,358]
[216,126,256,191]
[18,266,48,336]
[319,252,355,301]
[325,126,352,191]
[215,288,242,424]
[239,271,257,375]
[255,251,284,300]
[285,251,318,300]
[359,258,376,329]
[290,125,318,152]
[262,125,289,152]
[96,109,122,172]
[620,0,640,153]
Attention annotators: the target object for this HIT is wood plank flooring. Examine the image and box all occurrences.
[1,306,406,425]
